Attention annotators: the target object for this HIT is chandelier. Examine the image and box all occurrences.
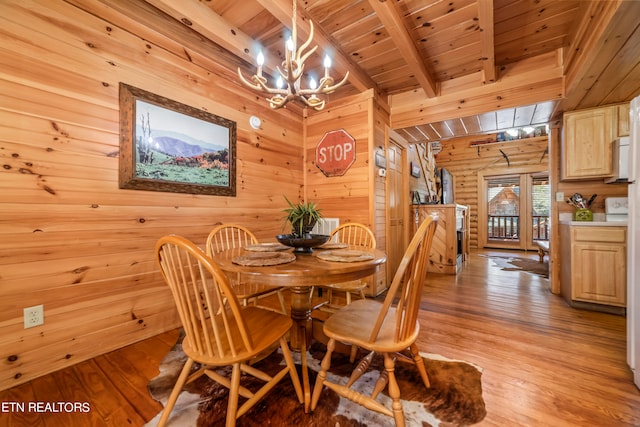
[237,0,349,111]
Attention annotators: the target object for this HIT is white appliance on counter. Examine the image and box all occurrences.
[628,95,640,389]
[605,197,628,222]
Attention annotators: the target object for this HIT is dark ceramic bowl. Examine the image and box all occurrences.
[276,234,330,253]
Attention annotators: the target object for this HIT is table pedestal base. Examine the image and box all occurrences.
[288,286,314,412]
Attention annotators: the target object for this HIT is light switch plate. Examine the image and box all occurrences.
[555,192,564,202]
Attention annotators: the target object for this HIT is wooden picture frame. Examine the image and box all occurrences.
[119,83,236,196]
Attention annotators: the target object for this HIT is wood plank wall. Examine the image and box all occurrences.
[0,0,310,390]
[304,90,388,294]
[372,96,390,294]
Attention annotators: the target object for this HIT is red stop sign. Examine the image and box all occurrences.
[315,129,356,177]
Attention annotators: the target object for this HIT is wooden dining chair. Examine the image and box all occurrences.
[206,224,287,315]
[310,215,438,427]
[155,235,303,427]
[320,222,377,307]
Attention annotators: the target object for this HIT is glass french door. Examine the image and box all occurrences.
[486,175,521,247]
[481,172,549,250]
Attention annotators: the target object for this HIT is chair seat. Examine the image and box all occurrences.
[311,217,438,427]
[183,307,293,365]
[323,299,419,353]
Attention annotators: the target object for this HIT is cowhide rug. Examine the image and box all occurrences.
[146,335,486,426]
[481,253,549,278]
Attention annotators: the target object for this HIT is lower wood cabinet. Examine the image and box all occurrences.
[560,224,626,311]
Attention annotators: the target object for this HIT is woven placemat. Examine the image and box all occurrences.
[244,243,291,252]
[232,251,296,266]
[316,249,375,262]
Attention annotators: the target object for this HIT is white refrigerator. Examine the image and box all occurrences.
[628,95,640,389]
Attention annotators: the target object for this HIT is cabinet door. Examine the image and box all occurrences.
[572,243,626,306]
[562,107,614,179]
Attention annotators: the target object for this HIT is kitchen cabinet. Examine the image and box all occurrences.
[562,106,615,180]
[413,204,469,274]
[618,103,630,137]
[560,223,626,312]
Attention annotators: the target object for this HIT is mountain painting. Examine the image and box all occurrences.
[134,99,231,187]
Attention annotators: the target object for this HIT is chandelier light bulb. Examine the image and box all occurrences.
[309,77,317,90]
[286,37,294,53]
[276,76,284,89]
[323,55,331,78]
[256,51,264,76]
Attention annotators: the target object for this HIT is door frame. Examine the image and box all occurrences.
[477,164,548,250]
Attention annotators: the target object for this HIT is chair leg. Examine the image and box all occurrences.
[409,343,430,388]
[277,290,288,315]
[349,344,359,363]
[311,338,335,411]
[346,291,352,305]
[157,357,194,427]
[383,353,405,427]
[279,337,303,404]
[226,363,241,427]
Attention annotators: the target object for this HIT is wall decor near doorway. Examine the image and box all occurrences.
[118,83,236,196]
[315,129,356,177]
[410,161,421,178]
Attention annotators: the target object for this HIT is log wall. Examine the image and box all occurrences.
[430,134,550,248]
[0,0,310,390]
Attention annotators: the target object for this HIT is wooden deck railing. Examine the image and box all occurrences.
[487,215,549,241]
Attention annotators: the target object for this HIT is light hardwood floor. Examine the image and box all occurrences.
[1,249,638,426]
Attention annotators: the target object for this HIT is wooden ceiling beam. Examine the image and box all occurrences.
[256,0,379,94]
[143,0,257,65]
[478,0,496,84]
[390,51,564,128]
[367,0,438,98]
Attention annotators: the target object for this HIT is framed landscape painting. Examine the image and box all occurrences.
[119,83,236,196]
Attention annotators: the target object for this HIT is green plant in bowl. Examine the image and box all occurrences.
[283,195,323,237]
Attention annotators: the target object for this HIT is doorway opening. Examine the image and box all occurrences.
[480,171,550,251]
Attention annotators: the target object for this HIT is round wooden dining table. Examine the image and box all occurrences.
[209,245,386,411]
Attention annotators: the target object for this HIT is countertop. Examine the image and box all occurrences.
[560,220,627,227]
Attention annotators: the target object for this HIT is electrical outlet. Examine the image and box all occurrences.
[24,304,44,329]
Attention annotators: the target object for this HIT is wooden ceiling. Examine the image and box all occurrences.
[145,0,640,143]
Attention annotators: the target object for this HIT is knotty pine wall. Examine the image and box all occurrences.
[0,1,311,390]
[304,90,389,294]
